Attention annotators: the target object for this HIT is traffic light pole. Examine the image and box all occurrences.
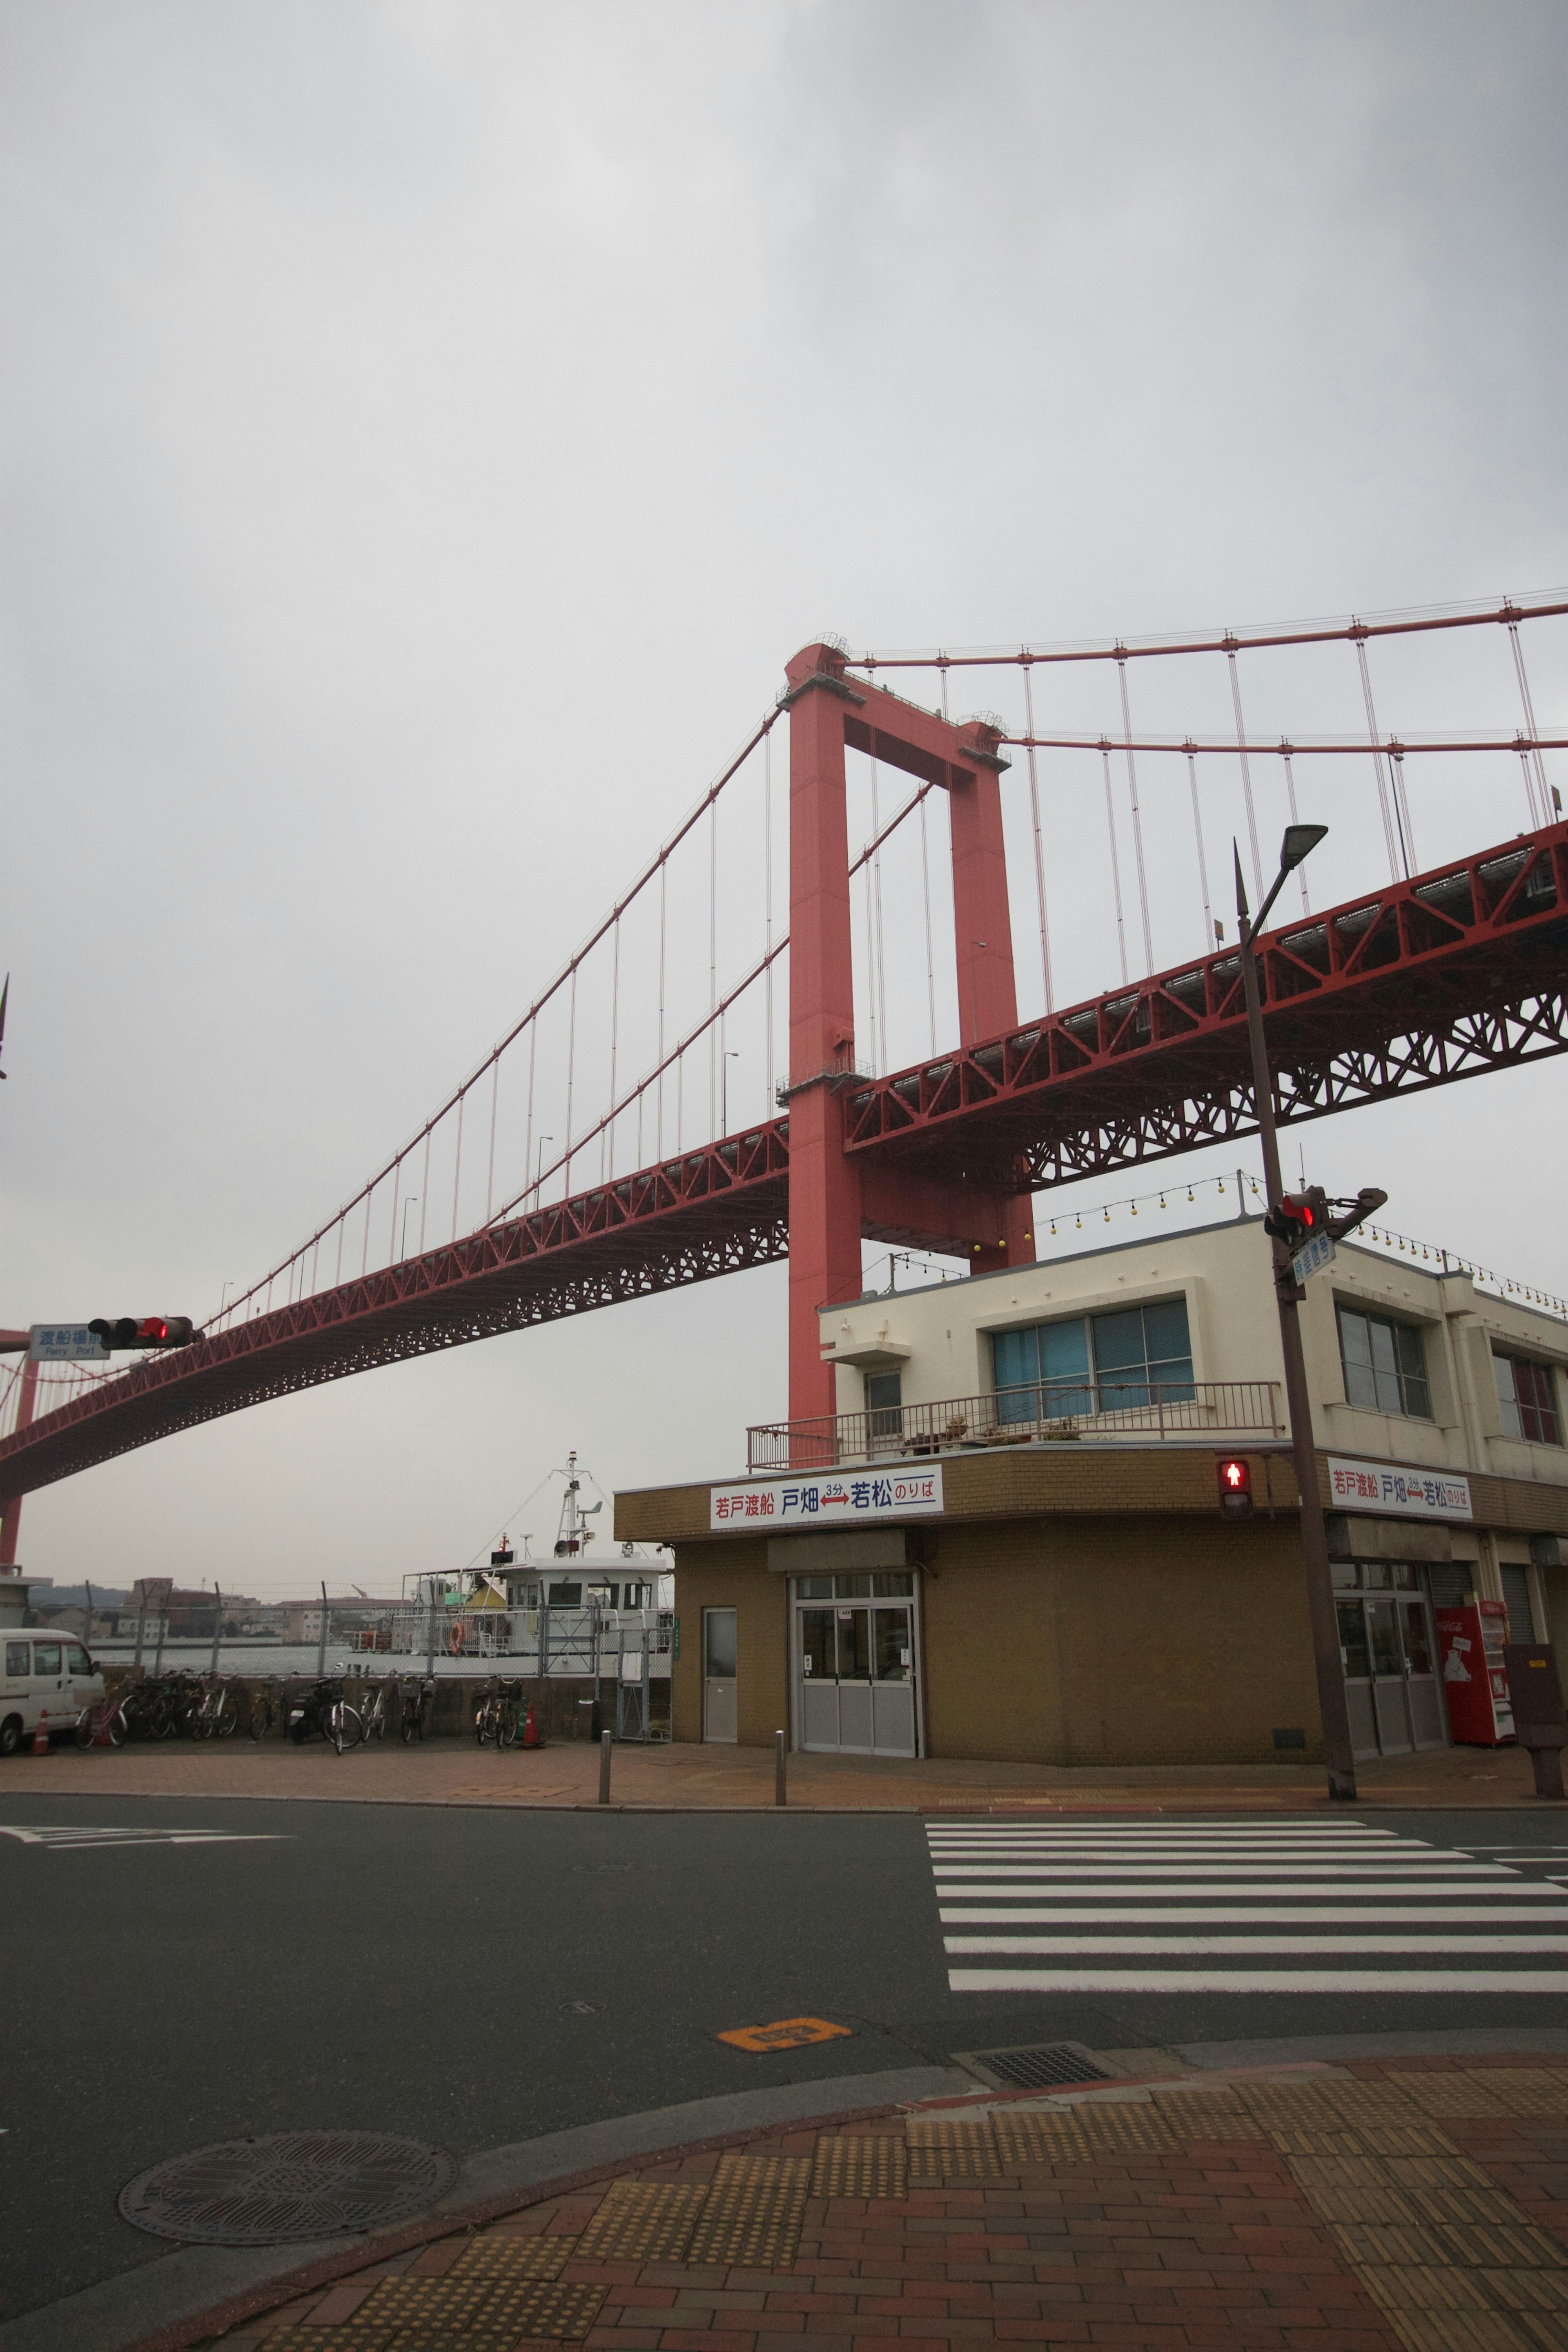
[1237,855,1359,1803]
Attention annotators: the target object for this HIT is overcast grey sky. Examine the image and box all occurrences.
[3,0,1565,1598]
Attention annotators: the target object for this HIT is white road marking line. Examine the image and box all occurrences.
[942,1934,1568,1955]
[933,1882,1548,1900]
[947,1968,1568,1994]
[0,1826,282,1848]
[930,1862,1509,1878]
[938,1904,1568,1924]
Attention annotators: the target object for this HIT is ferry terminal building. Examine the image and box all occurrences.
[614,1208,1568,1767]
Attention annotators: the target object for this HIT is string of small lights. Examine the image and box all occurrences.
[1033,1168,1262,1242]
[1016,1169,1565,1323]
[1354,1225,1568,1321]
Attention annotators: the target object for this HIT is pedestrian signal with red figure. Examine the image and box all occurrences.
[1217,1456,1253,1519]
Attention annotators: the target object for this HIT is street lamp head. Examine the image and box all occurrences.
[1280,822,1328,872]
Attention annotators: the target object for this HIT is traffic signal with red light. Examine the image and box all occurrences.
[87,1316,199,1350]
[1264,1187,1328,1251]
[1217,1455,1254,1519]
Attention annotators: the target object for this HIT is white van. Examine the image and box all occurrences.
[0,1635,105,1754]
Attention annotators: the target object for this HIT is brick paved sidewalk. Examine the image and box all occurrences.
[183,2060,1568,2352]
[16,1734,1561,1812]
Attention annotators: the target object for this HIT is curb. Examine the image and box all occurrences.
[4,1786,1562,1815]
[0,2067,967,2352]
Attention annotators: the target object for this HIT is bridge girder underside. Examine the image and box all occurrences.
[848,822,1568,1195]
[0,1136,788,1500]
[3,822,1564,1503]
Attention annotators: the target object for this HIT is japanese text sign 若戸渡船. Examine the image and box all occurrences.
[1326,1456,1472,1521]
[710,1467,943,1531]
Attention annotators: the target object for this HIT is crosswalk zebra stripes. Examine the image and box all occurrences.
[927,1819,1568,1995]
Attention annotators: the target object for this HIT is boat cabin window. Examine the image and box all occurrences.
[547,1580,582,1605]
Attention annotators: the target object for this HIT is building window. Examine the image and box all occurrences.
[991,1297,1194,1424]
[1494,1354,1562,1446]
[864,1371,903,1441]
[1337,1306,1432,1419]
[1501,1562,1536,1641]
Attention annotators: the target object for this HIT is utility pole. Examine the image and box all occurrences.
[1235,830,1359,1803]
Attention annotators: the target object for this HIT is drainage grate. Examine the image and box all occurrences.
[952,2040,1114,2092]
[118,2130,458,2245]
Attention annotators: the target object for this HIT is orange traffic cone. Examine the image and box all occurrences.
[31,1720,49,1755]
[521,1704,541,1748]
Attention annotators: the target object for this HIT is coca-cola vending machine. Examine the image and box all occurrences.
[1435,1599,1516,1744]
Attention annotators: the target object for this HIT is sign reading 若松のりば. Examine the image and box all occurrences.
[710,1466,943,1531]
[1327,1456,1472,1521]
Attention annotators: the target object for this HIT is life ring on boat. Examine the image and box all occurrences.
[449,1621,466,1654]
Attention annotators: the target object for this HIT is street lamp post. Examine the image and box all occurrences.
[1235,824,1359,1804]
[534,1136,554,1207]
[721,1050,739,1136]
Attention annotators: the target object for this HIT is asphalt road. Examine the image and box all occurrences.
[2,1793,1566,2325]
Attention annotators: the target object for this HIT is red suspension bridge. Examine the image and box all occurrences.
[3,590,1566,1524]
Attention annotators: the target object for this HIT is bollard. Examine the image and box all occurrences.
[775,1729,786,1807]
[599,1727,612,1804]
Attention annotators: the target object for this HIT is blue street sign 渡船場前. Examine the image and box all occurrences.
[1291,1230,1336,1286]
[27,1325,111,1362]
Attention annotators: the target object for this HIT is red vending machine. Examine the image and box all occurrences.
[1435,1600,1517,1745]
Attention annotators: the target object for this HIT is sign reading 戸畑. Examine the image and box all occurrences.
[710,1466,944,1531]
[1327,1455,1472,1521]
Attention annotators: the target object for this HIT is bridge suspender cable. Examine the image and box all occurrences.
[1100,745,1129,987]
[1508,609,1549,826]
[1116,651,1155,975]
[1225,640,1265,903]
[1022,664,1054,1016]
[1185,746,1213,955]
[1354,630,1409,879]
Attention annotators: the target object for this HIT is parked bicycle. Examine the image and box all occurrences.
[248,1680,280,1740]
[192,1679,240,1739]
[73,1692,130,1749]
[474,1678,523,1750]
[287,1677,359,1754]
[354,1679,390,1743]
[119,1675,180,1740]
[400,1677,435,1744]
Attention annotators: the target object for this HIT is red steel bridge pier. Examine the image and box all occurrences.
[781,640,1034,1425]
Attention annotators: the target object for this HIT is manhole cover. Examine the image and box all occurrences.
[118,2130,458,2245]
[952,2040,1114,2091]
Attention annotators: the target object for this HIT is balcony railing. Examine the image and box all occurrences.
[746,1379,1285,1472]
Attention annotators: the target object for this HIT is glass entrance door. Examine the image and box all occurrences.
[795,1574,918,1757]
[1335,1565,1447,1757]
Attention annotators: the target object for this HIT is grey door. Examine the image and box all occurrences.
[796,1600,917,1757]
[1338,1601,1379,1759]
[1366,1602,1412,1754]
[702,1608,737,1743]
[1399,1598,1446,1748]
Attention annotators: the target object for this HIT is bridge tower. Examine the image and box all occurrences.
[782,641,1034,1426]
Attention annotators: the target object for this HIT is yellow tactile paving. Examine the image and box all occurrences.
[259,2331,394,2352]
[447,2231,577,2279]
[991,2108,1091,2166]
[905,2116,1003,2178]
[810,2133,908,2200]
[1381,2310,1539,2352]
[1152,2087,1270,2138]
[1355,2264,1497,2313]
[1072,2099,1185,2154]
[1272,2125,1462,2158]
[1463,2069,1568,2117]
[1399,2075,1512,2119]
[1287,2155,1499,2193]
[684,2150,811,2269]
[569,2175,708,2265]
